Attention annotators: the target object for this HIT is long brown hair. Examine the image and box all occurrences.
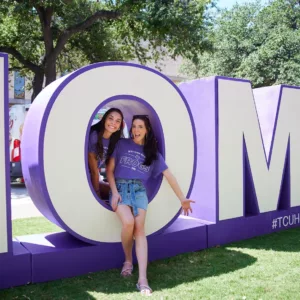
[90,108,124,164]
[131,115,157,166]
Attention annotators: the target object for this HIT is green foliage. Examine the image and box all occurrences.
[0,0,212,99]
[0,2,43,66]
[181,0,300,88]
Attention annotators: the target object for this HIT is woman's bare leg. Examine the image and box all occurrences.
[134,209,151,293]
[116,205,135,274]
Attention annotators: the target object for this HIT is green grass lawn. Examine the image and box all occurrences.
[1,217,300,299]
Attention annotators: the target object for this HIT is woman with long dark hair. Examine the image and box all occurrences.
[106,115,194,296]
[88,108,124,199]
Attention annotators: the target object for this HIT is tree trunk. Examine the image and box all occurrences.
[44,55,57,86]
[31,70,44,102]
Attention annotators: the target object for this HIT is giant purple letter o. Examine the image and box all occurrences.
[21,62,196,244]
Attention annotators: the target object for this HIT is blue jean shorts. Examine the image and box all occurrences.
[109,179,148,216]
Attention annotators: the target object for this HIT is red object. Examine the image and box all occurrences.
[11,139,21,162]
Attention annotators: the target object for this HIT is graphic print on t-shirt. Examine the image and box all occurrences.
[102,145,108,159]
[120,150,150,174]
[113,139,168,181]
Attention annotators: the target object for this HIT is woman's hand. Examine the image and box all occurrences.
[162,169,196,215]
[180,198,195,216]
[111,193,122,212]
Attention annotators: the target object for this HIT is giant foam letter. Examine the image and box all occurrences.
[179,77,300,247]
[218,79,300,220]
[0,53,31,291]
[0,53,11,254]
[22,62,196,244]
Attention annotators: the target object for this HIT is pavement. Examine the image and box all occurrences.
[11,183,42,220]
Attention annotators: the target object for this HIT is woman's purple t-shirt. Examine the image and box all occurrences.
[88,131,109,168]
[111,139,168,181]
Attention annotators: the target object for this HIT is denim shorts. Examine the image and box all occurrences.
[109,179,148,216]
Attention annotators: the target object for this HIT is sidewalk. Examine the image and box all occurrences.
[11,197,42,220]
[11,184,42,220]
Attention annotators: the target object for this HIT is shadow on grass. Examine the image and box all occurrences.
[227,226,300,252]
[0,247,256,299]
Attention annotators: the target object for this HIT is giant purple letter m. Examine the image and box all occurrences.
[179,77,300,246]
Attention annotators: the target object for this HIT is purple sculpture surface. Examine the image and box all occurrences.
[0,54,300,290]
[179,77,300,246]
[21,62,197,244]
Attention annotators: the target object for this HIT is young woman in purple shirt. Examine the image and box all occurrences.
[88,108,124,199]
[106,115,195,296]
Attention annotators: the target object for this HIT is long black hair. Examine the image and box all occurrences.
[130,115,157,166]
[90,108,124,164]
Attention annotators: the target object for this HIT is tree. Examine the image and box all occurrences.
[181,0,300,88]
[0,0,212,101]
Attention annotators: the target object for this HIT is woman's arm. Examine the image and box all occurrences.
[106,157,121,211]
[88,152,100,196]
[162,168,195,215]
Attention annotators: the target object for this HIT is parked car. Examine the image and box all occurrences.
[9,104,30,182]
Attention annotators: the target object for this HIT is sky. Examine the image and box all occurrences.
[217,0,267,9]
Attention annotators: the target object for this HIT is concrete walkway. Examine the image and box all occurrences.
[11,184,42,220]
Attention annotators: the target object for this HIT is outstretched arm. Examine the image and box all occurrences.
[162,168,195,215]
[106,157,121,211]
